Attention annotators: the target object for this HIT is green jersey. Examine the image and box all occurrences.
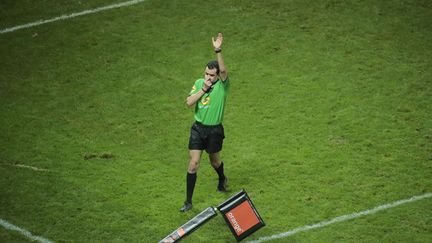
[189,77,230,125]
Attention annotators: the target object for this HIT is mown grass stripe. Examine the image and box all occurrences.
[0,218,54,243]
[249,193,432,242]
[0,0,147,34]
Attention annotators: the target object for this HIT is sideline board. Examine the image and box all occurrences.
[160,190,264,242]
[218,190,265,241]
[159,207,217,243]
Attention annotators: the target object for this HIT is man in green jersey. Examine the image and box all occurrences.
[180,33,229,212]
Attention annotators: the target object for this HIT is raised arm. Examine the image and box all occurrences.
[212,33,228,81]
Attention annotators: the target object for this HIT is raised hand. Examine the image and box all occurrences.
[212,33,223,49]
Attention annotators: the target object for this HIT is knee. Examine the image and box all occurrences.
[188,159,200,173]
[210,158,221,168]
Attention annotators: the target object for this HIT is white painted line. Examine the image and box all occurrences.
[0,162,49,172]
[0,0,147,34]
[12,163,49,172]
[248,192,432,243]
[0,218,55,243]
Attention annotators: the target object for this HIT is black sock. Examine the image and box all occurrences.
[186,172,197,203]
[215,162,226,182]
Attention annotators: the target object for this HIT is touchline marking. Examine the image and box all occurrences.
[13,163,50,172]
[0,0,147,34]
[0,162,49,172]
[0,218,54,243]
[248,193,432,243]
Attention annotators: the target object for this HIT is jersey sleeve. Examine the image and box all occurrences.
[221,76,230,91]
[189,79,203,96]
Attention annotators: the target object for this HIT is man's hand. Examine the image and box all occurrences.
[203,79,213,92]
[212,33,223,49]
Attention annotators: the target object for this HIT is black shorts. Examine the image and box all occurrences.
[188,121,225,153]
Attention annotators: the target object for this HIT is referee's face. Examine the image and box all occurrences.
[204,67,218,83]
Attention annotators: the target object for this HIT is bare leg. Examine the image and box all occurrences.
[188,150,202,173]
[209,152,227,192]
[180,150,202,212]
[209,152,221,169]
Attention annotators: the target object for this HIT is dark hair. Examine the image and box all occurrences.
[206,60,220,75]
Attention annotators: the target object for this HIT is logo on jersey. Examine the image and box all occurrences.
[201,96,210,106]
[189,85,197,95]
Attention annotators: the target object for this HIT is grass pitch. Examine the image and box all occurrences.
[1,0,431,242]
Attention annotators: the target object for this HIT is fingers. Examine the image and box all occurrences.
[203,80,211,87]
[212,33,223,41]
[212,33,223,47]
[217,33,223,42]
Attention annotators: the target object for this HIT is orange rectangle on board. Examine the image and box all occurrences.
[225,200,260,236]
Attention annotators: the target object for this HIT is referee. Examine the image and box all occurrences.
[180,33,229,212]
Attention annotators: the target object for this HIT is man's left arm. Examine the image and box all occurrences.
[213,33,228,81]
